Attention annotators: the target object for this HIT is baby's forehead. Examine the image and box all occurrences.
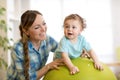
[64,19,82,24]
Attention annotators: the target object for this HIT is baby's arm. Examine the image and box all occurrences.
[88,49,104,70]
[61,52,79,74]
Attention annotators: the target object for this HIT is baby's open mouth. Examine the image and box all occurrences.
[68,33,73,35]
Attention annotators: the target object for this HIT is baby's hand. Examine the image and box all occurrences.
[94,62,104,71]
[70,66,79,75]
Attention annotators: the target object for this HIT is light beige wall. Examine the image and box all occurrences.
[111,0,120,79]
[0,0,7,80]
[0,0,6,9]
[111,0,120,54]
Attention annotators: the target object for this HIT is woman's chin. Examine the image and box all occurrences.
[40,36,46,41]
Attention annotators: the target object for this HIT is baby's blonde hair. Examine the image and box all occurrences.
[64,14,86,30]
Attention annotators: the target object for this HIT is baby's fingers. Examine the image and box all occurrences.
[98,65,104,71]
[94,64,104,71]
[70,71,75,75]
[70,68,80,75]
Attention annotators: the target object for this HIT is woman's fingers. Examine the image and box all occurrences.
[48,59,64,70]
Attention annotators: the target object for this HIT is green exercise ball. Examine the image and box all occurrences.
[43,57,117,80]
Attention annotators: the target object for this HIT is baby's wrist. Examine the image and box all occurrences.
[93,59,99,63]
[70,65,77,69]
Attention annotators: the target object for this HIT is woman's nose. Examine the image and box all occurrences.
[41,26,46,32]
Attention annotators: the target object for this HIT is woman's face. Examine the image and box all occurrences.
[26,14,47,42]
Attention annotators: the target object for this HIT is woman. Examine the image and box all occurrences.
[7,10,63,80]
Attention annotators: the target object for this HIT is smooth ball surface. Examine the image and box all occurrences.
[43,58,117,80]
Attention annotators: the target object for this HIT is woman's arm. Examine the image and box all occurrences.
[37,59,63,80]
[36,64,50,80]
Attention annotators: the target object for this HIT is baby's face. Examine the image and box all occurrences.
[64,19,82,41]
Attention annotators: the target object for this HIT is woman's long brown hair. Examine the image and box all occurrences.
[19,10,42,80]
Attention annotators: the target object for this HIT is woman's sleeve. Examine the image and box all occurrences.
[48,36,58,52]
[14,46,38,80]
[29,71,37,80]
[7,48,25,80]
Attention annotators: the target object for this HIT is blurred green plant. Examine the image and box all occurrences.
[0,7,13,69]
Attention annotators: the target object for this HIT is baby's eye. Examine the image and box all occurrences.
[72,26,76,29]
[65,25,70,28]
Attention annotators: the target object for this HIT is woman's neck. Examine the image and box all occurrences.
[31,40,41,51]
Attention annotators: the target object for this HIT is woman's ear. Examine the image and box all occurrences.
[22,29,29,36]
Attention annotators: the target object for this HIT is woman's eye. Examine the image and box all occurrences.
[34,25,40,29]
[43,22,46,25]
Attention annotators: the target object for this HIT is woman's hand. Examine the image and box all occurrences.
[47,59,64,70]
[37,59,63,80]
